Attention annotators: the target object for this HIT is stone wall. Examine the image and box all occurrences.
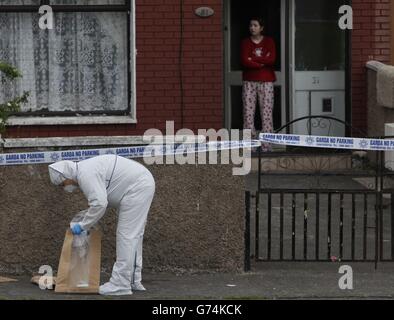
[367,61,394,138]
[0,159,245,275]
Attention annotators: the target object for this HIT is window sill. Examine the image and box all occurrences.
[6,115,137,126]
[3,136,146,148]
[2,135,205,148]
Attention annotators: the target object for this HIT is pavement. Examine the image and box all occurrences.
[1,262,394,300]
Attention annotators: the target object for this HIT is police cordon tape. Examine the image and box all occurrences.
[260,133,394,151]
[0,140,261,166]
[3,133,393,166]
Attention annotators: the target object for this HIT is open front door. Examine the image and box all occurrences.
[224,0,285,131]
[225,0,350,137]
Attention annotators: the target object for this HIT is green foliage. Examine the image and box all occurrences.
[0,61,22,81]
[0,61,29,134]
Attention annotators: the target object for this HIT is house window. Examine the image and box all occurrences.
[0,0,132,117]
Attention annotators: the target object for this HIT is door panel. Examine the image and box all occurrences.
[292,0,347,136]
[293,90,345,136]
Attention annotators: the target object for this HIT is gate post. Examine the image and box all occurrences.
[380,150,384,264]
[245,191,251,272]
[374,150,385,269]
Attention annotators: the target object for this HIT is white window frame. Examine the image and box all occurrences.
[6,1,137,126]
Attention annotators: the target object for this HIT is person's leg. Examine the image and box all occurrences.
[258,82,274,151]
[100,174,155,295]
[242,81,258,139]
[131,229,145,290]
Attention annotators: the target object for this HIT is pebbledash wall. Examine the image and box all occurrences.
[1,0,393,139]
[0,160,245,275]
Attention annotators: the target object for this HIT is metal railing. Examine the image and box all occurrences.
[244,117,394,270]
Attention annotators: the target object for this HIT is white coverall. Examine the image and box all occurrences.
[48,155,155,294]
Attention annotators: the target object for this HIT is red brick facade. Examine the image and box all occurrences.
[5,0,223,138]
[135,0,223,133]
[352,0,391,134]
[4,0,393,138]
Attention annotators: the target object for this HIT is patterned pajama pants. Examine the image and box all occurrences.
[242,81,274,151]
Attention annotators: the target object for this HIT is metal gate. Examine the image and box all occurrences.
[244,117,394,271]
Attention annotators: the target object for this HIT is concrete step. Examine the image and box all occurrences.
[250,153,353,173]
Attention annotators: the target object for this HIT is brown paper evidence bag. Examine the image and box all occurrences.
[55,229,102,294]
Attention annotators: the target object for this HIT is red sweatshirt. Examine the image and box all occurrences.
[241,36,276,82]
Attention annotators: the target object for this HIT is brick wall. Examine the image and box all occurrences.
[392,0,394,64]
[5,0,224,138]
[352,0,391,135]
[4,1,393,139]
[136,0,223,133]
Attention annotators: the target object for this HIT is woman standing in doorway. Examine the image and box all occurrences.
[241,17,276,151]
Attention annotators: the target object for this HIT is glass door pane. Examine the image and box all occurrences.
[295,0,345,71]
[293,0,347,137]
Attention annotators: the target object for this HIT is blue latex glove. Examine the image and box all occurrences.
[71,224,83,235]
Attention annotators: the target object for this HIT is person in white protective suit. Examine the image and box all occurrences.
[48,155,155,296]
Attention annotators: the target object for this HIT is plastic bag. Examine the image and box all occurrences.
[69,210,90,288]
[55,210,102,293]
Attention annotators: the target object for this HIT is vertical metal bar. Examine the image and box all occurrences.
[378,189,383,263]
[328,193,332,260]
[392,193,394,260]
[258,146,262,192]
[375,150,379,268]
[375,191,380,269]
[364,193,368,261]
[280,193,284,260]
[352,193,356,261]
[340,193,344,260]
[255,190,260,261]
[292,193,296,260]
[380,150,384,262]
[268,192,272,260]
[378,150,384,267]
[316,193,320,260]
[304,193,308,260]
[244,191,251,272]
[308,93,312,136]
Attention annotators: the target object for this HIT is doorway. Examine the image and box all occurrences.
[224,0,284,131]
[224,0,349,136]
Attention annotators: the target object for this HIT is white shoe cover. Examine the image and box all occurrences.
[99,282,132,296]
[131,282,146,291]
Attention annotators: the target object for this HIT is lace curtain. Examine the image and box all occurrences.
[0,0,128,113]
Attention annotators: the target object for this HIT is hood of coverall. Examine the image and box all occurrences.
[48,161,78,186]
